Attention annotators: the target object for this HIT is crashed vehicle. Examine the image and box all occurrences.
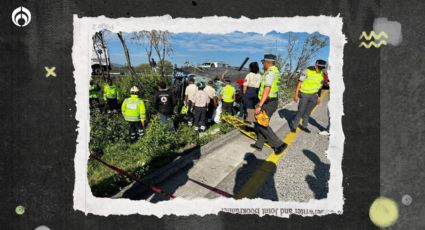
[198,62,229,69]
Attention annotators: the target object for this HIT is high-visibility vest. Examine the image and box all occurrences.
[221,85,235,103]
[121,95,146,122]
[300,67,324,94]
[89,84,99,99]
[258,65,280,99]
[104,84,118,99]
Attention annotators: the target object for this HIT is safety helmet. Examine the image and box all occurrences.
[130,86,139,93]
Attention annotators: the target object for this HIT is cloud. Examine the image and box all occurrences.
[171,31,288,53]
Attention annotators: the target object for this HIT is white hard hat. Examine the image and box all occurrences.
[130,86,139,93]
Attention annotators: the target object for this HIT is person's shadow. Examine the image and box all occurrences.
[278,108,296,124]
[278,108,327,131]
[303,149,330,199]
[233,152,278,201]
[119,147,202,203]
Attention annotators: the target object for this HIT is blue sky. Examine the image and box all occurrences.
[104,31,329,68]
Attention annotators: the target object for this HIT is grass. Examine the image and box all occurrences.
[88,114,234,197]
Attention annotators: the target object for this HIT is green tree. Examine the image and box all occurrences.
[277,33,328,86]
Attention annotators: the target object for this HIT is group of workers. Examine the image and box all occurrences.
[182,76,237,132]
[248,54,327,155]
[185,53,327,155]
[89,78,177,142]
[89,53,328,151]
[90,78,120,114]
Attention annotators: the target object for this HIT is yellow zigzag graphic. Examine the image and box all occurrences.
[359,31,388,40]
[359,40,387,48]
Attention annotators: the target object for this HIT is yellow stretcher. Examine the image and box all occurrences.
[221,114,271,148]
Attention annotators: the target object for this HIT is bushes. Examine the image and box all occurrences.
[88,113,233,197]
[89,110,128,155]
[88,115,203,197]
[116,72,171,101]
[88,72,235,197]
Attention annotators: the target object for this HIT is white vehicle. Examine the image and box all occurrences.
[198,62,229,69]
[91,42,111,75]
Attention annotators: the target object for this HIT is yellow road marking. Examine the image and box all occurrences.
[235,91,328,199]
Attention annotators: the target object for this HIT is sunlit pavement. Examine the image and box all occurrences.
[131,92,330,202]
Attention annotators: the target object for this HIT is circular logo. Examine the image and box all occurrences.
[160,96,168,103]
[12,6,31,27]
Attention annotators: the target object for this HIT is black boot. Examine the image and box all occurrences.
[274,143,288,155]
[250,144,262,151]
[299,125,311,133]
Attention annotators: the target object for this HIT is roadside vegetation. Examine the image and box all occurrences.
[88,72,233,197]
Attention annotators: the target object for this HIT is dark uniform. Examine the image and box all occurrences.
[152,87,176,129]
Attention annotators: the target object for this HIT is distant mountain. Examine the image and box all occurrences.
[110,63,124,67]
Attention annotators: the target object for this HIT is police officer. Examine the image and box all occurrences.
[89,79,100,108]
[251,54,287,155]
[121,86,146,142]
[103,78,119,113]
[219,78,236,115]
[291,59,327,133]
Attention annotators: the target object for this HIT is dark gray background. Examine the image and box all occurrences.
[0,0,423,229]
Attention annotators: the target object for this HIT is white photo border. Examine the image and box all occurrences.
[72,15,346,217]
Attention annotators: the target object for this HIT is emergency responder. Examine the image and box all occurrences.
[89,80,100,108]
[251,54,287,155]
[192,82,210,132]
[184,77,198,126]
[219,78,236,115]
[103,78,119,113]
[204,80,217,124]
[121,86,146,143]
[291,59,326,133]
[152,81,176,130]
[243,62,262,123]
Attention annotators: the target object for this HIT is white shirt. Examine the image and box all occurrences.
[204,85,216,99]
[192,90,210,107]
[185,83,198,101]
[244,72,262,88]
[263,70,275,87]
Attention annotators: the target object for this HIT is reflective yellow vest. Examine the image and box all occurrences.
[121,95,146,122]
[300,67,324,94]
[89,84,99,99]
[221,84,235,103]
[103,83,118,100]
[258,65,280,99]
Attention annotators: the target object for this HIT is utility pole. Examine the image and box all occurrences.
[275,38,278,54]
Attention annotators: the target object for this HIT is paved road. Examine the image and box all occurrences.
[122,91,330,202]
